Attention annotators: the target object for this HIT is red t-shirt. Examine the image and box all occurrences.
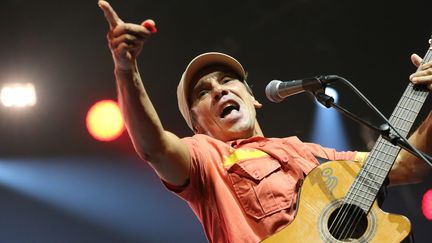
[164,134,363,243]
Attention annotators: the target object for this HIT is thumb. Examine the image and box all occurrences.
[141,19,158,33]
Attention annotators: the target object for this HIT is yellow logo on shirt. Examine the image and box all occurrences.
[223,149,269,167]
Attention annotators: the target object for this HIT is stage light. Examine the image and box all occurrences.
[315,87,338,108]
[422,189,432,221]
[325,87,338,102]
[86,100,125,142]
[312,87,349,151]
[0,83,37,107]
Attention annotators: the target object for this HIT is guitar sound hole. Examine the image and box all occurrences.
[327,204,368,241]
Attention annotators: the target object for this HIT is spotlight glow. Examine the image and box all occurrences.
[312,86,349,151]
[315,87,338,108]
[1,83,37,107]
[325,87,338,102]
[86,100,125,141]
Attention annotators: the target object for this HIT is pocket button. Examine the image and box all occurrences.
[253,171,260,179]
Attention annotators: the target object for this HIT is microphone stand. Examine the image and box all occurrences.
[314,91,432,167]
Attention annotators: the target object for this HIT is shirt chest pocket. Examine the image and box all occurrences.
[227,158,297,220]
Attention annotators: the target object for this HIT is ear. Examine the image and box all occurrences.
[193,124,203,134]
[251,96,262,109]
[194,123,209,135]
[191,112,204,134]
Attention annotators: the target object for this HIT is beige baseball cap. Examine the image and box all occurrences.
[177,52,246,131]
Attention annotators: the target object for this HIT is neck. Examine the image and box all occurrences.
[253,120,264,137]
[197,120,264,141]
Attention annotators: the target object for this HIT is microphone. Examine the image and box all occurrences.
[265,75,340,103]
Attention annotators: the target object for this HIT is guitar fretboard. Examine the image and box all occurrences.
[344,45,431,212]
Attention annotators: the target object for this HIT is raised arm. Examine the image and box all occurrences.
[98,0,190,186]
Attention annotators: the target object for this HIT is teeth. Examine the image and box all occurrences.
[223,102,239,110]
[222,103,234,110]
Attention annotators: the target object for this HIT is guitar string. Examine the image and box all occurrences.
[327,107,391,239]
[341,44,432,238]
[328,111,409,240]
[342,49,432,240]
[343,81,427,240]
[327,93,401,240]
[329,139,389,240]
[343,126,399,239]
[340,87,413,240]
[330,89,408,239]
[327,47,431,240]
[343,79,427,239]
[322,42,431,241]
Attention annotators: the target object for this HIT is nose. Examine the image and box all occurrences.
[212,83,228,101]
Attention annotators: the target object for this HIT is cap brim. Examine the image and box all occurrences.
[183,52,246,91]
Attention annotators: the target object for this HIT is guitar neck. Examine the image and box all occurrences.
[344,43,432,212]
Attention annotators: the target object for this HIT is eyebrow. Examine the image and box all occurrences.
[192,81,207,95]
[193,72,236,89]
[193,72,222,90]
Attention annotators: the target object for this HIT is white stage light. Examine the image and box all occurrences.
[0,83,37,107]
[315,87,339,109]
[324,87,338,102]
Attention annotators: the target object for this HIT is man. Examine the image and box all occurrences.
[98,1,432,242]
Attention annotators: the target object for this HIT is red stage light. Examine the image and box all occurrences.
[422,189,432,221]
[86,100,125,142]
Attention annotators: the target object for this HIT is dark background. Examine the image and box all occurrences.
[0,0,431,242]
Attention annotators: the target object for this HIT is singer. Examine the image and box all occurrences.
[98,1,432,242]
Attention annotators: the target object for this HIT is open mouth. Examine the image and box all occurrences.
[220,103,240,118]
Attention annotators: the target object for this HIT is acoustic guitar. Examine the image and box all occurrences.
[262,37,431,242]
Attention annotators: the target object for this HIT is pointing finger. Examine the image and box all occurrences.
[98,0,123,29]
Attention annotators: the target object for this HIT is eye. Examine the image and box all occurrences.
[198,89,209,98]
[222,78,234,84]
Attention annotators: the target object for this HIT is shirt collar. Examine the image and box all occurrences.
[227,136,268,148]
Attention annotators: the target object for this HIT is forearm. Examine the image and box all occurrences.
[98,1,190,185]
[115,61,166,159]
[390,111,432,185]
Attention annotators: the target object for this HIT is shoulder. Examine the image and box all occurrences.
[271,136,359,162]
[181,134,233,163]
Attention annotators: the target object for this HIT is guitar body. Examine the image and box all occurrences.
[262,160,411,243]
